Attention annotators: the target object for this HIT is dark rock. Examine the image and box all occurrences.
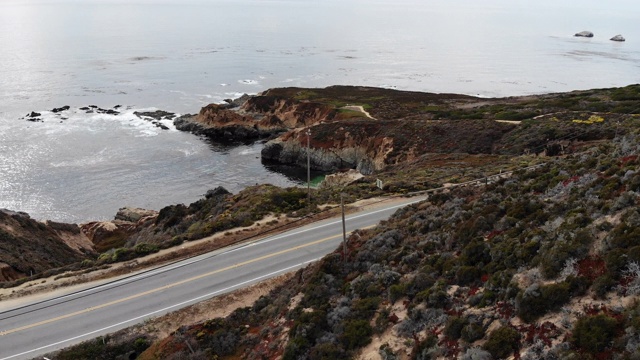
[96,108,119,115]
[51,106,70,113]
[26,118,42,122]
[575,31,594,38]
[610,34,625,42]
[205,186,231,199]
[0,209,30,219]
[79,107,90,111]
[174,114,282,143]
[134,110,176,121]
[27,111,41,118]
[152,122,169,130]
[114,105,122,109]
[223,93,251,108]
[88,105,98,108]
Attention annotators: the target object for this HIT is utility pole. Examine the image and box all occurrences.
[341,193,347,262]
[306,128,311,208]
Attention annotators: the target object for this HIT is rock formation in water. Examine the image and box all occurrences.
[574,30,594,37]
[610,34,625,42]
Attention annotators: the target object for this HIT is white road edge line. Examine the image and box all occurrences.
[4,197,425,311]
[1,259,320,360]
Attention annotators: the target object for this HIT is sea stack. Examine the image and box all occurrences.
[574,31,594,38]
[610,34,625,42]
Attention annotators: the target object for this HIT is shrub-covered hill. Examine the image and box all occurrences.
[128,133,640,360]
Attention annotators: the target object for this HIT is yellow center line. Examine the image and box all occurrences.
[1,226,372,336]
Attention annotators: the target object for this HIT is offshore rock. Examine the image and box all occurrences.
[51,106,70,113]
[610,34,625,42]
[134,110,176,121]
[574,31,594,37]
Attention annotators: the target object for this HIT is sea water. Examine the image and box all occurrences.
[1,0,639,223]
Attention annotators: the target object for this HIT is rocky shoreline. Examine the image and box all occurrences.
[3,84,639,284]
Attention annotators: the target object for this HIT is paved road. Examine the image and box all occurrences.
[0,196,424,360]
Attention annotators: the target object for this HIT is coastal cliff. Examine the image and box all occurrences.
[262,119,516,174]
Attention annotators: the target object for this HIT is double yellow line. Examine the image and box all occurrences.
[0,229,363,337]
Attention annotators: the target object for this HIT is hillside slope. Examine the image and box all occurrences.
[0,210,94,282]
[128,133,640,360]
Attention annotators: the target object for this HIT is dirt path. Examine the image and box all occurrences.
[341,105,376,119]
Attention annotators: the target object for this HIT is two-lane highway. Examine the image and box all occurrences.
[0,196,424,360]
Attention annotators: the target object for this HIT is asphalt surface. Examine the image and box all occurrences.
[0,196,424,360]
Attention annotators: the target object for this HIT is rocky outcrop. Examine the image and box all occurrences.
[0,262,23,282]
[134,110,176,130]
[174,103,288,142]
[0,209,94,282]
[81,220,139,253]
[575,31,594,37]
[51,106,70,113]
[174,93,338,143]
[610,34,625,42]
[115,207,158,223]
[320,169,365,188]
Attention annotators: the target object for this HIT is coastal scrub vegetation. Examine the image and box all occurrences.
[51,128,640,359]
[7,84,640,359]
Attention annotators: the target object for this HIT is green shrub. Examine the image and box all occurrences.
[444,316,467,339]
[517,282,572,323]
[456,266,481,286]
[483,326,520,359]
[389,283,408,302]
[133,243,158,255]
[571,314,619,353]
[341,319,373,350]
[111,248,133,262]
[592,274,616,298]
[308,342,347,359]
[461,322,485,343]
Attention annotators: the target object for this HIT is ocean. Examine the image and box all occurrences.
[1,0,639,223]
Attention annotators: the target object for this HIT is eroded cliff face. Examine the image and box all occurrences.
[80,207,159,252]
[261,122,392,175]
[261,119,516,175]
[241,95,337,128]
[0,210,94,282]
